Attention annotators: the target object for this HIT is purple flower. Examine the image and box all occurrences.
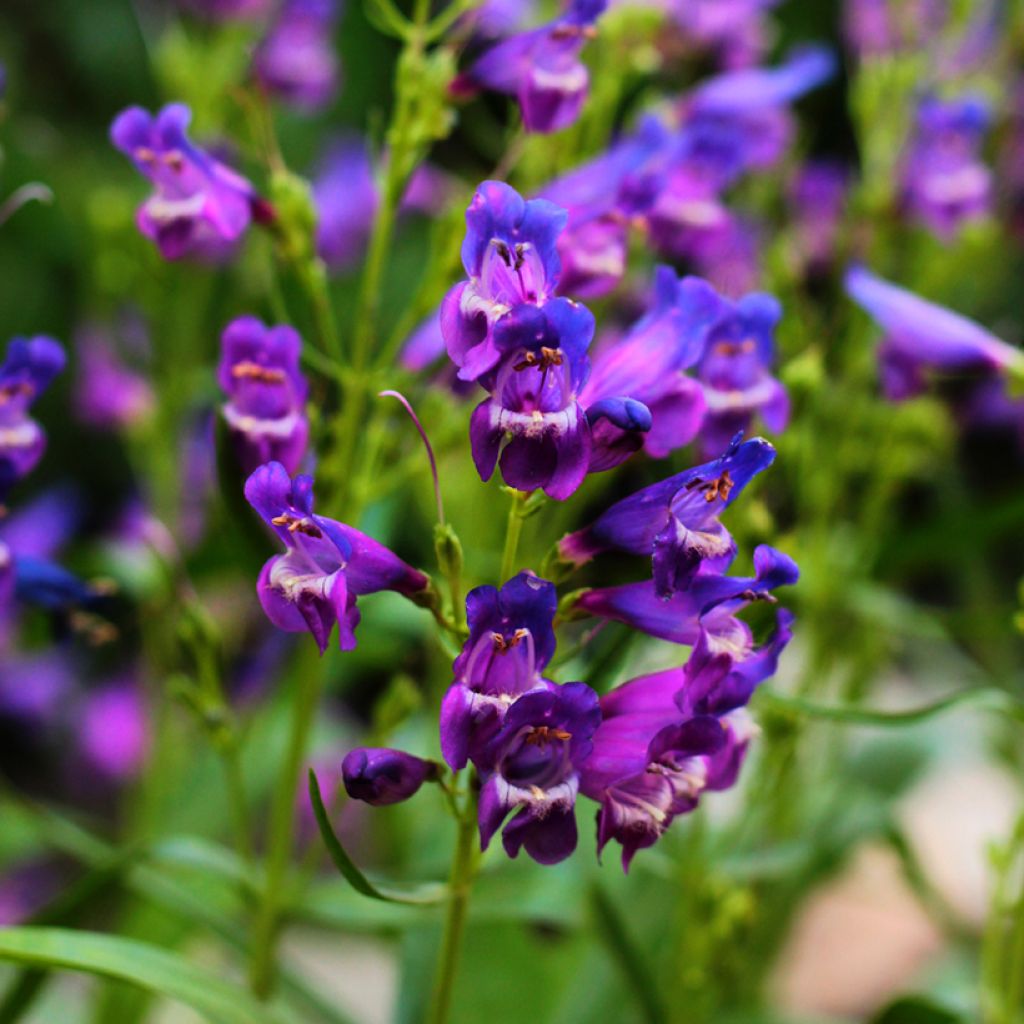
[694,289,788,456]
[0,336,65,500]
[254,0,341,111]
[458,0,607,134]
[843,0,948,58]
[559,435,776,595]
[478,682,601,864]
[579,607,791,869]
[574,544,799,649]
[580,268,724,462]
[844,266,1024,400]
[78,682,149,781]
[110,104,257,261]
[469,298,597,500]
[0,652,74,729]
[680,46,836,186]
[443,181,568,382]
[244,462,430,654]
[313,137,377,271]
[441,572,558,772]
[342,747,440,806]
[788,160,849,274]
[554,213,629,300]
[74,324,153,431]
[218,317,309,475]
[901,95,992,240]
[668,0,780,69]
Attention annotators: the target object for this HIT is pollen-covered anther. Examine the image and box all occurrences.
[134,146,157,163]
[162,150,186,172]
[491,627,530,652]
[271,512,323,538]
[702,471,734,503]
[525,725,572,746]
[514,347,563,372]
[714,338,757,357]
[493,239,513,266]
[740,587,777,603]
[231,361,287,384]
[0,381,35,403]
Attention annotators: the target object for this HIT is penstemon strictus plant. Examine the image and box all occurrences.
[2,1,1024,1023]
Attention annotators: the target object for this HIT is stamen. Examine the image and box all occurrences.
[134,146,157,163]
[491,627,530,653]
[493,240,513,267]
[163,150,186,172]
[513,347,563,372]
[713,338,757,357]
[703,471,734,503]
[525,725,572,746]
[271,512,323,538]
[231,361,287,384]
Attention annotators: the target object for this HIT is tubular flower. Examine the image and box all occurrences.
[74,325,153,432]
[468,297,597,499]
[441,572,558,772]
[580,267,725,463]
[110,104,258,261]
[253,0,341,112]
[342,748,440,806]
[477,682,601,864]
[844,266,1024,400]
[458,0,608,134]
[244,462,430,654]
[901,95,992,240]
[694,290,789,457]
[442,181,568,382]
[313,137,377,270]
[0,336,66,500]
[574,544,799,649]
[218,317,309,475]
[558,435,776,595]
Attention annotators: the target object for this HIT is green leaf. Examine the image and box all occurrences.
[870,995,965,1023]
[756,687,1024,727]
[0,928,297,1024]
[307,770,447,906]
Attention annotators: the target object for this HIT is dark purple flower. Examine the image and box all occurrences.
[245,462,430,653]
[0,652,74,728]
[443,181,568,382]
[78,682,149,781]
[580,267,724,462]
[342,747,440,806]
[680,46,836,186]
[459,0,607,134]
[844,266,1024,400]
[668,0,780,69]
[313,137,377,271]
[254,0,341,111]
[901,95,992,240]
[574,544,799,648]
[74,324,153,431]
[218,317,309,475]
[694,289,788,456]
[788,160,849,274]
[441,571,558,771]
[478,682,601,864]
[468,298,596,499]
[110,104,257,261]
[559,435,776,595]
[0,336,65,500]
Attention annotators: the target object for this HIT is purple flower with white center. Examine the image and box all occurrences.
[313,137,377,271]
[110,104,258,261]
[694,290,788,457]
[559,435,776,595]
[554,213,629,300]
[443,181,568,383]
[218,317,309,476]
[580,268,724,464]
[901,95,992,240]
[342,748,440,806]
[78,682,149,781]
[254,0,341,112]
[0,336,65,500]
[441,572,558,772]
[680,46,836,186]
[574,544,799,651]
[844,266,1024,401]
[457,0,607,134]
[645,163,734,262]
[468,297,597,500]
[74,324,153,431]
[245,462,430,654]
[477,682,601,864]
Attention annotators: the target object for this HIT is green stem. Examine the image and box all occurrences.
[221,746,254,865]
[248,655,325,999]
[426,785,479,1024]
[499,490,527,583]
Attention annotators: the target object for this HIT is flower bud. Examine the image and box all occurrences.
[341,748,440,806]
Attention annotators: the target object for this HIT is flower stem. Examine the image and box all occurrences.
[248,651,325,999]
[426,783,479,1024]
[499,490,527,583]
